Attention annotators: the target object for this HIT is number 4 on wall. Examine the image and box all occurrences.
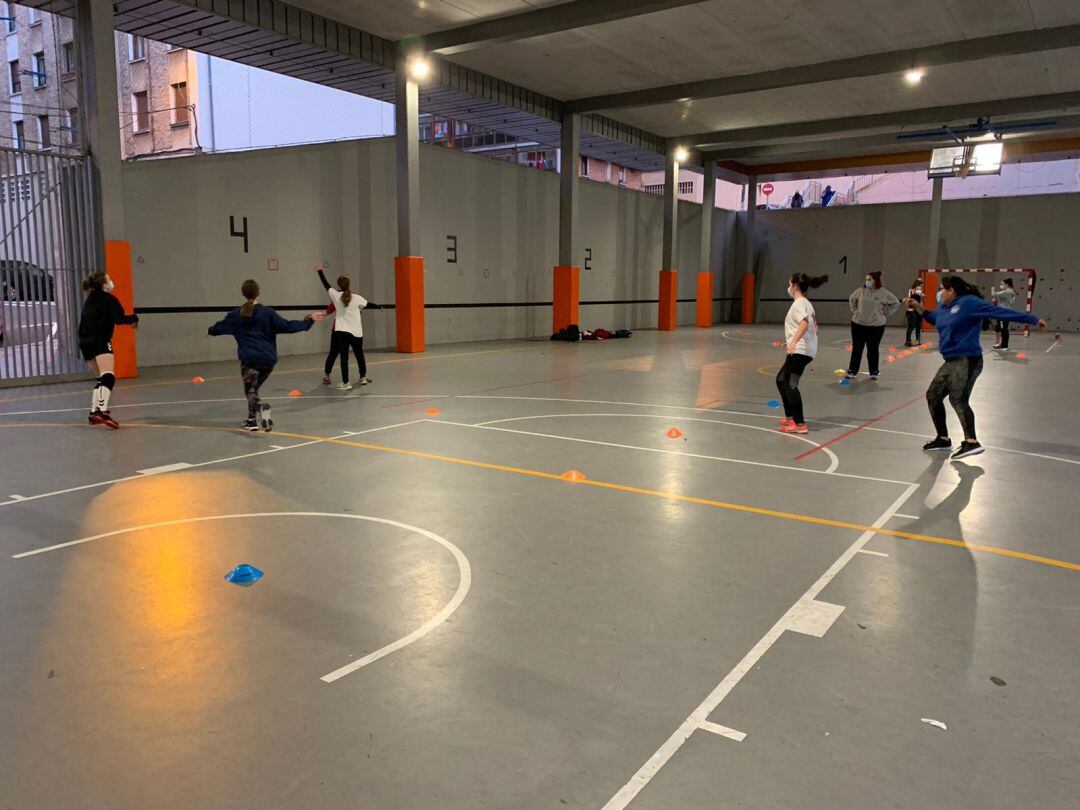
[230,215,249,254]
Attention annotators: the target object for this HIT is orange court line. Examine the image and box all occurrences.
[0,420,1076,574]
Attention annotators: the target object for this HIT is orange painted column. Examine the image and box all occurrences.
[740,273,755,324]
[695,272,713,327]
[553,265,580,333]
[106,240,137,379]
[394,256,425,353]
[658,269,677,331]
[921,271,937,332]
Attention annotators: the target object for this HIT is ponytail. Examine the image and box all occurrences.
[790,273,829,293]
[82,271,107,293]
[940,275,978,299]
[337,276,352,307]
[240,279,259,317]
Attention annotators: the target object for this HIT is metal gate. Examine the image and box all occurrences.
[0,146,101,385]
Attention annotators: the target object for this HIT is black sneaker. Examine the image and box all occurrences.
[242,419,259,431]
[951,441,984,460]
[260,404,273,433]
[922,437,952,451]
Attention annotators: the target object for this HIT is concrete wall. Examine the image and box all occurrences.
[122,138,740,366]
[752,193,1079,331]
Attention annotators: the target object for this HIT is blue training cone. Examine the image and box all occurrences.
[839,379,852,386]
[225,564,264,586]
[767,400,780,408]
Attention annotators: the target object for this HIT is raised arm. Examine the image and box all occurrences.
[967,298,1042,326]
[316,268,332,291]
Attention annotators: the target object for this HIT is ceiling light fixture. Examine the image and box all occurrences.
[674,146,689,163]
[904,67,925,85]
[409,57,431,81]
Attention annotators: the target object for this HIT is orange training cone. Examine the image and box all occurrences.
[192,376,205,383]
[772,341,781,347]
[289,390,303,397]
[1016,352,1026,359]
[845,344,853,350]
[561,469,586,482]
[666,427,683,439]
[424,408,441,415]
[888,346,898,352]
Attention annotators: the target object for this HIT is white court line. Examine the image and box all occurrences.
[698,722,746,742]
[893,513,919,520]
[602,482,919,809]
[474,412,843,475]
[437,417,910,485]
[455,396,1080,468]
[0,420,424,510]
[136,462,194,476]
[857,549,890,558]
[783,599,845,638]
[11,512,471,685]
[8,494,25,501]
[1046,341,1060,353]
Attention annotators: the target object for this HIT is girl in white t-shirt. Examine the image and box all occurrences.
[316,268,382,390]
[777,272,828,434]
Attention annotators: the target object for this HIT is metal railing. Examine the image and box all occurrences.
[0,146,100,385]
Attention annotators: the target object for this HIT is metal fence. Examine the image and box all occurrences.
[0,146,101,385]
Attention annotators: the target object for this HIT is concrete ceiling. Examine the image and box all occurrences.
[26,0,1080,176]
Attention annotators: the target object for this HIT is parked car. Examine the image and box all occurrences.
[0,260,55,302]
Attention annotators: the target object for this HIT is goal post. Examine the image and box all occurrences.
[918,268,1037,337]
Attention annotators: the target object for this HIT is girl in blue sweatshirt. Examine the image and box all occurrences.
[906,275,1045,460]
[208,279,323,431]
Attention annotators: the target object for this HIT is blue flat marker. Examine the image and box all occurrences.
[225,564,264,586]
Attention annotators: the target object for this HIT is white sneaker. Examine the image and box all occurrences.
[359,377,373,386]
[336,382,353,391]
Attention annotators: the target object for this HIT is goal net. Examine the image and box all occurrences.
[918,268,1036,337]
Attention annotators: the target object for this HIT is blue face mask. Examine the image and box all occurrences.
[936,290,944,305]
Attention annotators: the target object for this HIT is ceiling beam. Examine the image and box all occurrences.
[702,115,1080,162]
[565,24,1080,113]
[691,91,1080,149]
[413,0,705,55]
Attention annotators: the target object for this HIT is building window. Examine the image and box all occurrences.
[2,2,15,34]
[579,156,588,177]
[170,82,189,125]
[618,166,627,186]
[8,59,19,94]
[678,180,694,195]
[33,51,46,87]
[14,119,25,150]
[128,34,146,62]
[62,42,75,76]
[28,7,41,26]
[132,91,149,133]
[37,115,50,150]
[66,107,78,145]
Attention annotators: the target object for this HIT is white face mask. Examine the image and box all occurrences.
[104,275,115,293]
[787,285,796,298]
[864,279,874,289]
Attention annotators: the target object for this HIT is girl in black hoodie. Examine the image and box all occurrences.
[78,272,138,429]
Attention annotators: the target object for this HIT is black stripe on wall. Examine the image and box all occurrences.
[136,298,743,315]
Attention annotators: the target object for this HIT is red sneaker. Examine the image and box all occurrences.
[779,421,808,434]
[98,411,120,429]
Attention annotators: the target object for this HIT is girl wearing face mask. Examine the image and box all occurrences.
[776,272,829,434]
[846,270,900,381]
[78,271,139,429]
[906,275,1046,460]
[905,278,924,346]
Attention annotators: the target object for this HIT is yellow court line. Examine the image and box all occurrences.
[0,345,532,403]
[1,421,1077,574]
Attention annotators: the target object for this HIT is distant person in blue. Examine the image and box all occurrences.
[820,185,836,207]
[906,275,1045,460]
[208,279,323,431]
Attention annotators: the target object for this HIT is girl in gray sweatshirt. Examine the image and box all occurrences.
[846,270,901,380]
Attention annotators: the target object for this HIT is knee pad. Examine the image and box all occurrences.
[98,372,115,390]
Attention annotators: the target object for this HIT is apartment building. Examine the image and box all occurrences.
[115,32,199,158]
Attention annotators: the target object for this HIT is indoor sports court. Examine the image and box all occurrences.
[2,1,1079,809]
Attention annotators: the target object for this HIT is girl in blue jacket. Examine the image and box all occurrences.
[906,275,1045,460]
[208,279,323,431]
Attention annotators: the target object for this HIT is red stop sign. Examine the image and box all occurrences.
[761,182,775,196]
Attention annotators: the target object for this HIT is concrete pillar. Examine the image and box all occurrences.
[927,176,943,268]
[658,149,679,331]
[76,0,137,377]
[553,113,580,333]
[394,56,424,352]
[744,177,758,323]
[696,160,716,327]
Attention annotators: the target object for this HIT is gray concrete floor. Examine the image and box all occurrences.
[0,325,1077,809]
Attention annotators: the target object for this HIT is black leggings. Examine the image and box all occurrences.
[776,353,812,425]
[996,320,1011,348]
[926,356,983,441]
[326,330,366,383]
[849,322,886,375]
[905,311,922,345]
[241,364,273,420]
